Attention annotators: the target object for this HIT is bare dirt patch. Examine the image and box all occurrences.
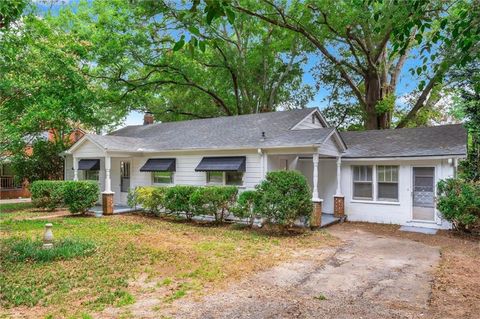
[159,225,440,319]
[340,222,480,319]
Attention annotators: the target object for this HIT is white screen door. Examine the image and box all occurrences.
[412,167,435,221]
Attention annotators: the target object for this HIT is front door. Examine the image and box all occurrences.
[120,161,131,204]
[412,167,435,221]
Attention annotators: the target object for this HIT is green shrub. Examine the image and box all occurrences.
[437,178,480,233]
[164,185,198,220]
[231,190,258,227]
[255,171,312,227]
[1,237,96,263]
[30,180,66,210]
[127,186,167,216]
[190,186,238,222]
[63,181,99,214]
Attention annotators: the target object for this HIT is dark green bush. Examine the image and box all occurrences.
[164,185,198,220]
[1,237,96,263]
[255,171,312,227]
[231,190,258,226]
[30,180,66,210]
[190,186,238,222]
[128,186,167,216]
[437,178,480,233]
[63,181,99,214]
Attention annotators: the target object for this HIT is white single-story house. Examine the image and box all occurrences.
[64,108,466,229]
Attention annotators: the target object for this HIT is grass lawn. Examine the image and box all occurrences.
[0,211,337,319]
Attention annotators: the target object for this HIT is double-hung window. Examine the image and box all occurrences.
[377,166,399,201]
[352,166,373,200]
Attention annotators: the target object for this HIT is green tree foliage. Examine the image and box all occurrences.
[0,3,129,157]
[10,140,65,184]
[197,0,480,129]
[448,62,480,182]
[0,0,28,29]
[50,0,312,122]
[254,171,312,228]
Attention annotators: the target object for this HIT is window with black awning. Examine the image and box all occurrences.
[195,156,246,172]
[140,158,176,172]
[78,159,100,170]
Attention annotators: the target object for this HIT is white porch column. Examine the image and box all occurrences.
[104,155,112,193]
[334,156,345,218]
[312,154,319,201]
[73,157,79,181]
[336,156,342,195]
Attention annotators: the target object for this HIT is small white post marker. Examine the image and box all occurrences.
[43,223,54,249]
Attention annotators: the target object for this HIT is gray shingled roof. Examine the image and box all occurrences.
[77,108,466,158]
[99,108,334,151]
[340,124,466,158]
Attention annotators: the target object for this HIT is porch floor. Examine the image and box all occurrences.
[89,205,139,214]
[321,213,341,228]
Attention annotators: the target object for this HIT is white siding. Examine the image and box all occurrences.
[73,140,104,158]
[111,150,263,205]
[293,113,324,130]
[341,158,455,229]
[319,136,341,157]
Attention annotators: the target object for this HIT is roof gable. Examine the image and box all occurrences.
[290,108,329,130]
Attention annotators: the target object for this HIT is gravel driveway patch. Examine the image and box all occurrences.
[165,225,440,319]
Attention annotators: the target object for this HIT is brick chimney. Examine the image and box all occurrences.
[143,112,154,125]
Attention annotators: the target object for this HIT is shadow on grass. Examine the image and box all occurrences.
[129,211,311,238]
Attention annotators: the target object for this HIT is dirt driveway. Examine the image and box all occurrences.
[165,225,440,319]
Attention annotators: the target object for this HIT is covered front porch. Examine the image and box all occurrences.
[265,147,346,227]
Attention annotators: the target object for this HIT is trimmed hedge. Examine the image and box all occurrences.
[437,178,480,233]
[231,190,258,226]
[128,186,167,216]
[190,186,238,222]
[130,185,239,222]
[31,181,66,210]
[30,180,99,214]
[63,181,100,214]
[164,185,197,220]
[254,171,312,227]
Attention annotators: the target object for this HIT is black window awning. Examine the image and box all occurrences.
[195,156,246,172]
[78,159,100,171]
[140,158,176,172]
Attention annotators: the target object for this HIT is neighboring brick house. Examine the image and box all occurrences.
[0,128,85,199]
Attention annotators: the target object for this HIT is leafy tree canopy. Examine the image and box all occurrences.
[195,0,480,129]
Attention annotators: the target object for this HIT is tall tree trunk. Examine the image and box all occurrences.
[364,69,392,130]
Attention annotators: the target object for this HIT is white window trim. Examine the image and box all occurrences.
[376,165,399,202]
[152,171,175,185]
[351,165,400,203]
[352,165,374,200]
[206,171,244,186]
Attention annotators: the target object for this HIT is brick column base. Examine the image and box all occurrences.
[310,200,323,228]
[334,195,345,218]
[102,192,114,215]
